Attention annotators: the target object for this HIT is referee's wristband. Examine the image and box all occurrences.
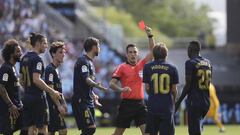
[148,35,153,38]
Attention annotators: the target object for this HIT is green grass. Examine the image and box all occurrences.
[14,125,240,135]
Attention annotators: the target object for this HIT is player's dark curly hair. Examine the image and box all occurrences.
[83,37,99,52]
[153,42,168,60]
[29,32,45,47]
[189,40,201,52]
[49,41,65,58]
[1,39,19,62]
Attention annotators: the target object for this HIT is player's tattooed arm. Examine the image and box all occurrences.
[86,77,108,92]
[0,84,19,119]
[109,78,131,93]
[0,84,13,106]
[32,73,61,100]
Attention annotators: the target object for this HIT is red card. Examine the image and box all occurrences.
[138,20,145,30]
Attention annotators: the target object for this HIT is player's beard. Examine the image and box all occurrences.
[95,51,99,56]
[14,55,21,62]
[129,56,137,65]
[40,48,46,53]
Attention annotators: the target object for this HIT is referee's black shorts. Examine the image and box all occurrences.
[115,99,147,128]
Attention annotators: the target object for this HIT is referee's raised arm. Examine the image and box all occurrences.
[144,26,155,62]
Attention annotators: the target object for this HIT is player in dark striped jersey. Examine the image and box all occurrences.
[45,41,67,135]
[176,40,212,135]
[20,33,61,135]
[72,37,108,135]
[0,39,28,135]
[143,43,178,135]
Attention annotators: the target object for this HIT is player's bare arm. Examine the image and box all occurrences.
[86,76,108,92]
[172,84,178,102]
[144,83,150,94]
[109,78,131,92]
[144,26,155,62]
[19,74,25,89]
[32,72,61,100]
[0,84,19,119]
[175,75,192,112]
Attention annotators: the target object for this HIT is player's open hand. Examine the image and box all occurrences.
[8,104,20,120]
[94,99,102,107]
[121,87,131,93]
[93,94,102,107]
[50,90,61,101]
[58,105,67,115]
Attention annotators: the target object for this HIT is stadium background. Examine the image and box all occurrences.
[0,0,240,134]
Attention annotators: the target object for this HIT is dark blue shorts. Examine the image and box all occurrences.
[48,102,66,132]
[145,113,174,135]
[115,99,147,128]
[71,99,95,130]
[22,94,49,128]
[188,105,209,135]
[0,108,24,134]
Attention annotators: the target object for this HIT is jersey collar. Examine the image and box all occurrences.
[50,63,57,69]
[84,54,93,61]
[126,61,136,66]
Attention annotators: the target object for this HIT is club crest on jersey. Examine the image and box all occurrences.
[86,119,90,124]
[2,73,9,81]
[49,73,53,82]
[36,62,42,70]
[82,65,88,73]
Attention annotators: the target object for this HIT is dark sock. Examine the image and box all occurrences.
[20,130,28,135]
[49,132,55,135]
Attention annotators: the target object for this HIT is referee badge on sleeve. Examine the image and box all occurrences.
[2,73,9,81]
[82,65,88,73]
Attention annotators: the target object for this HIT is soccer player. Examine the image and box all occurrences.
[20,33,61,135]
[175,40,212,135]
[45,41,67,135]
[71,37,108,135]
[109,26,154,135]
[0,39,28,135]
[143,43,179,135]
[206,83,225,132]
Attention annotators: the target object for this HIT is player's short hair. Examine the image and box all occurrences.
[1,39,19,62]
[153,42,168,60]
[29,32,45,47]
[126,44,137,52]
[83,37,99,52]
[49,41,65,58]
[189,40,201,52]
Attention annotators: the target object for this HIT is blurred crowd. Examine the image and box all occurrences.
[0,0,123,100]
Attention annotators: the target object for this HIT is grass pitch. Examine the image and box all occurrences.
[14,125,239,135]
[73,125,239,135]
